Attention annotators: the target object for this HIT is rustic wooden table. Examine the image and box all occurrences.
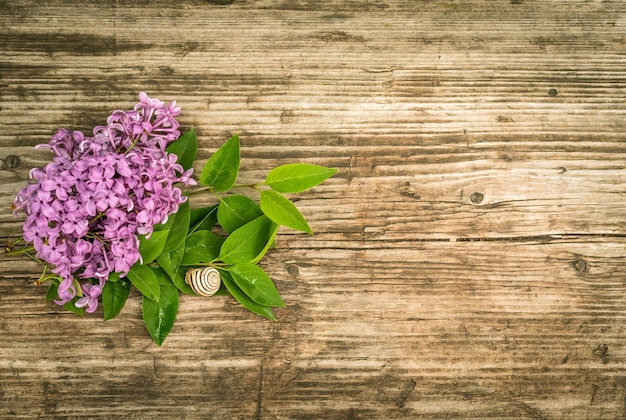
[1,1,625,418]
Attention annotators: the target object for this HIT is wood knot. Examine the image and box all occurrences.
[4,154,20,169]
[315,31,365,43]
[573,259,587,273]
[470,192,484,204]
[548,88,558,97]
[287,264,300,277]
[395,378,416,408]
[593,344,609,363]
[280,109,296,123]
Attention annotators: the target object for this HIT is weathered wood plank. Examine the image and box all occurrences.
[1,238,625,417]
[1,0,625,418]
[4,140,626,240]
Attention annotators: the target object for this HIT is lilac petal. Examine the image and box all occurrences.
[74,296,89,308]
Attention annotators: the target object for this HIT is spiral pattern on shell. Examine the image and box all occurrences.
[185,267,221,297]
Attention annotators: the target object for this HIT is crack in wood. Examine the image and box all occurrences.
[255,362,263,420]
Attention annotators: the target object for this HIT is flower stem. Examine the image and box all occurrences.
[195,261,229,268]
[4,243,36,256]
[35,266,60,285]
[185,183,263,198]
[121,135,142,154]
[230,183,262,190]
[89,212,105,225]
[185,186,213,197]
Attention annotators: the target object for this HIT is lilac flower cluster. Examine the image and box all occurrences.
[13,92,195,312]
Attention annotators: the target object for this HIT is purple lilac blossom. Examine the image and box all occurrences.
[13,92,196,313]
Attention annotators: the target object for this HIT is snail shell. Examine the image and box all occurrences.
[185,267,221,297]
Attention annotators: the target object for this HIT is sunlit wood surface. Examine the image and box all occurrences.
[1,1,626,418]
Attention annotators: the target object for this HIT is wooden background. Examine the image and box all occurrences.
[1,0,625,418]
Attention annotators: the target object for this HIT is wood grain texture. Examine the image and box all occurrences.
[1,0,625,418]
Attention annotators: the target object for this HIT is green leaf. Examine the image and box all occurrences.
[227,263,284,307]
[260,190,313,234]
[138,230,169,265]
[107,272,121,282]
[63,299,86,316]
[180,230,225,265]
[165,128,198,172]
[162,201,190,253]
[189,205,218,233]
[219,270,276,321]
[153,211,176,232]
[170,244,185,270]
[218,215,277,265]
[156,243,185,280]
[152,266,175,287]
[217,194,263,234]
[44,282,85,315]
[142,283,179,346]
[199,134,240,191]
[102,278,131,320]
[72,278,83,298]
[45,282,59,301]
[265,163,337,193]
[127,265,160,302]
[251,223,279,265]
[156,251,175,279]
[171,267,196,295]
